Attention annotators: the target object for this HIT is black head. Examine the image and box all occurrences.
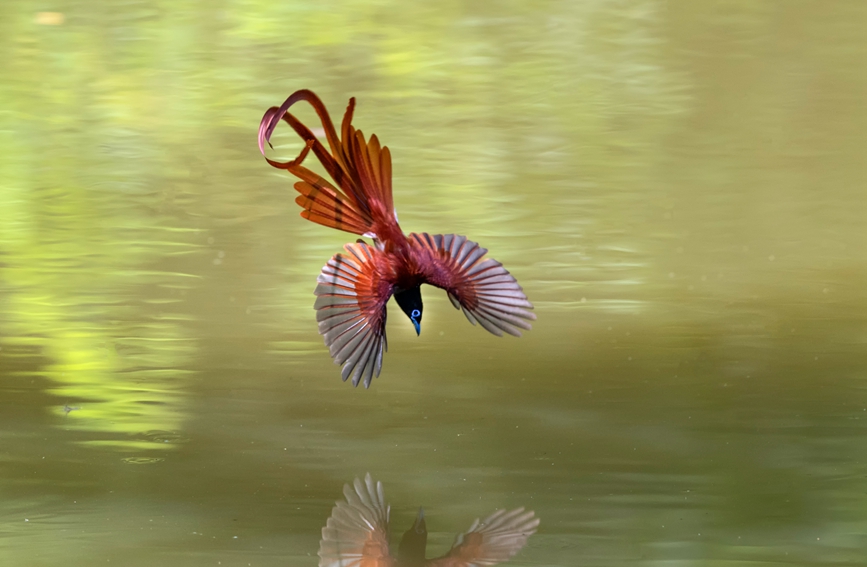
[398,507,427,565]
[394,286,423,335]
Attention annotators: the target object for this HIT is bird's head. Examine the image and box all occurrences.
[394,286,423,335]
[398,507,427,564]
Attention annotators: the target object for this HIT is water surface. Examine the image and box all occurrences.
[1,1,866,565]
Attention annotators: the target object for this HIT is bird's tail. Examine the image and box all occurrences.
[258,89,396,236]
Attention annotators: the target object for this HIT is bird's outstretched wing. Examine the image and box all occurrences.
[319,474,395,567]
[258,89,398,238]
[315,241,392,387]
[408,233,536,336]
[428,508,539,567]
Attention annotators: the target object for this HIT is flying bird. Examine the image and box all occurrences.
[319,474,539,567]
[258,90,536,387]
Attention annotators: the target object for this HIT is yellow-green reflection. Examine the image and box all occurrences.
[0,183,200,447]
[1,2,204,447]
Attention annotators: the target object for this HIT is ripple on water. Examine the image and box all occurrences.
[120,456,165,465]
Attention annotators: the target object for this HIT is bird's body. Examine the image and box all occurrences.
[318,474,539,567]
[258,90,536,387]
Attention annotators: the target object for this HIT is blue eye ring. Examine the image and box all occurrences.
[411,309,421,318]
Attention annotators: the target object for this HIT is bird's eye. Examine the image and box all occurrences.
[411,309,420,318]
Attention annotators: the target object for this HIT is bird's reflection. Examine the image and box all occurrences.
[319,474,539,567]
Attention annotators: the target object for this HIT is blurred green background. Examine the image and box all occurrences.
[0,1,865,565]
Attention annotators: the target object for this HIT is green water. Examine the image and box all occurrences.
[1,1,866,565]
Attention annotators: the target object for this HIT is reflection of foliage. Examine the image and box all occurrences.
[234,0,686,201]
[0,0,689,452]
[0,4,205,448]
[0,175,200,447]
[1,0,687,434]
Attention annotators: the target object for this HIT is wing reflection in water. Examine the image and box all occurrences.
[319,474,539,567]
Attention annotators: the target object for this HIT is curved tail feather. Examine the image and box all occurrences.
[259,90,398,237]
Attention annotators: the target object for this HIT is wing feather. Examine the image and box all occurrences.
[427,508,539,567]
[408,233,536,337]
[315,242,392,387]
[319,474,395,567]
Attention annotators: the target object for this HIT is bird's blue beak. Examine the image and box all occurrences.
[412,318,421,336]
[413,507,425,532]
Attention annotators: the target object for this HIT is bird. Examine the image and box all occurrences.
[258,90,536,387]
[318,474,540,567]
